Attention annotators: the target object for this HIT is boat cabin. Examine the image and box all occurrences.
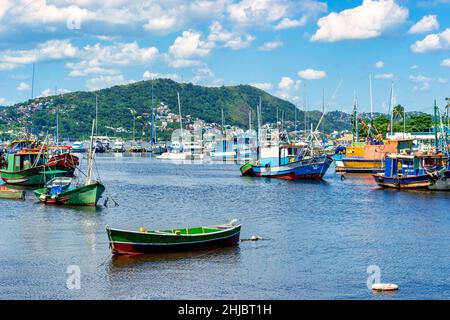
[4,151,44,172]
[258,144,305,167]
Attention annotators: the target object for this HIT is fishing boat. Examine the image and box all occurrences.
[0,147,79,186]
[373,153,449,190]
[70,141,86,153]
[252,144,333,180]
[106,220,241,255]
[373,154,431,189]
[337,139,413,173]
[34,120,105,206]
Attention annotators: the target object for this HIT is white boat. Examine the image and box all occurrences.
[111,140,125,152]
[156,151,186,160]
[183,141,204,160]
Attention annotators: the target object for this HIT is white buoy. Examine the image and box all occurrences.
[371,283,399,291]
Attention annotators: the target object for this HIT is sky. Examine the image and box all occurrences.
[0,0,449,115]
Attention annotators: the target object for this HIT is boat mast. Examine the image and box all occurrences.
[369,74,373,138]
[389,82,395,138]
[31,63,35,100]
[434,100,439,151]
[353,91,359,143]
[95,93,98,136]
[177,91,183,143]
[86,119,96,186]
[150,80,155,145]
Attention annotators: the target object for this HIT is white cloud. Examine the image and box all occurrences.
[0,97,7,105]
[275,17,307,30]
[409,74,445,91]
[408,15,439,34]
[411,64,420,69]
[375,60,384,68]
[442,59,450,67]
[168,59,202,69]
[16,82,30,91]
[144,15,178,33]
[276,76,301,101]
[228,0,326,29]
[411,28,450,53]
[278,76,294,90]
[375,73,394,79]
[250,82,273,90]
[66,42,159,77]
[258,40,283,51]
[0,39,78,70]
[40,88,70,97]
[298,68,326,80]
[208,22,255,50]
[143,71,182,82]
[311,0,408,42]
[86,74,127,91]
[169,30,214,59]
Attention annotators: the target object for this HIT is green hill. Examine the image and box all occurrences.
[0,79,351,140]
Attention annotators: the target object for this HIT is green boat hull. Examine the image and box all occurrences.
[106,224,241,255]
[0,165,72,186]
[34,182,105,206]
[240,161,255,176]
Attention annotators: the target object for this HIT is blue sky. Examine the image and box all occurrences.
[0,0,449,115]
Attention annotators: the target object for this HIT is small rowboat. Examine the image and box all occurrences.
[371,283,399,291]
[106,220,241,255]
[0,186,25,200]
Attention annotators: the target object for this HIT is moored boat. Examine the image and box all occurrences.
[34,120,106,206]
[239,161,254,176]
[106,220,241,255]
[0,148,78,186]
[373,153,449,190]
[250,144,333,180]
[0,186,25,200]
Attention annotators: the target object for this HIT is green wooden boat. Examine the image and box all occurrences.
[34,179,105,206]
[239,161,255,176]
[33,120,105,206]
[106,220,241,255]
[0,151,76,186]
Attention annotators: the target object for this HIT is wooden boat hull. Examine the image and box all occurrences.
[0,186,25,200]
[106,224,241,255]
[34,182,105,206]
[339,158,384,173]
[252,156,333,180]
[373,174,431,189]
[0,165,73,186]
[239,162,254,176]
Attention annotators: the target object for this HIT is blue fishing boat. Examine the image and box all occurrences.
[373,153,449,190]
[251,144,333,180]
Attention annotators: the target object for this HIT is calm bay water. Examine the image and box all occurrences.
[0,154,449,299]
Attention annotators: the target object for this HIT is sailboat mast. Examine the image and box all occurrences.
[390,82,395,137]
[95,94,98,136]
[150,80,155,145]
[369,74,373,137]
[177,92,183,143]
[434,100,439,150]
[86,119,95,185]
